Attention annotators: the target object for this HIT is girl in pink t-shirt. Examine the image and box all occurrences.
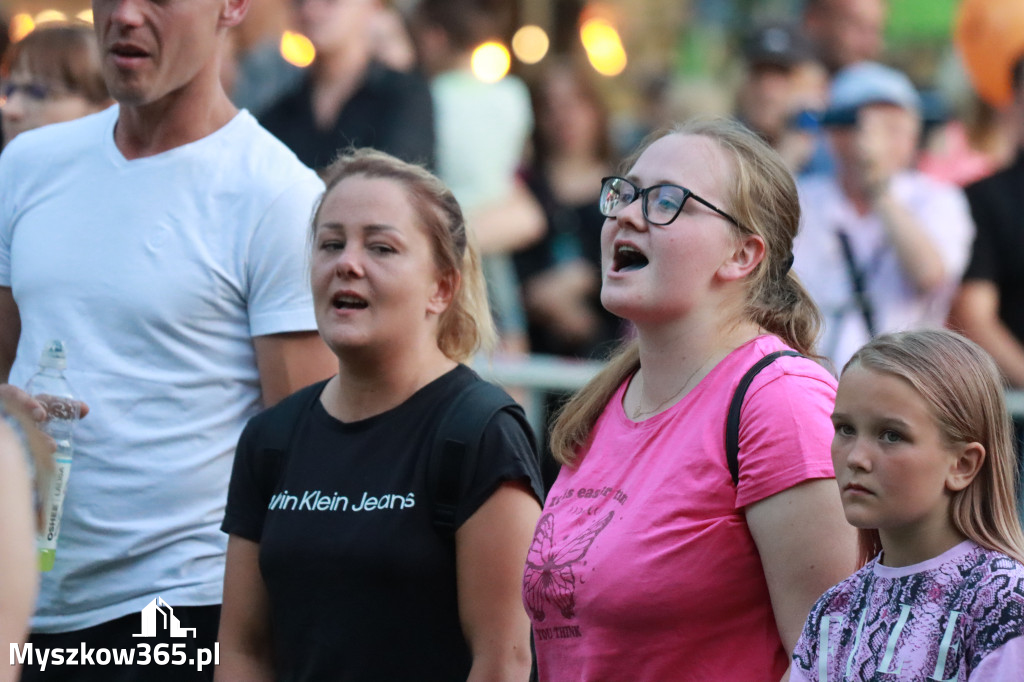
[791,329,1024,681]
[523,118,858,681]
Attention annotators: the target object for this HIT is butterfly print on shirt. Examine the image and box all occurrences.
[523,510,615,621]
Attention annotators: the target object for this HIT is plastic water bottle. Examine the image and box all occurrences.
[26,340,81,572]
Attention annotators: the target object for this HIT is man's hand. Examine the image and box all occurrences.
[0,383,90,423]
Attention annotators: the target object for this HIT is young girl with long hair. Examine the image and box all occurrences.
[522,118,857,681]
[791,329,1024,680]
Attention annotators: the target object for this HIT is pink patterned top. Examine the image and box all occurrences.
[792,540,1024,681]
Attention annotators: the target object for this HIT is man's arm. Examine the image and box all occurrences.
[253,331,336,407]
[950,281,1024,387]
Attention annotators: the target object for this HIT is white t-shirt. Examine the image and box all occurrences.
[793,171,974,368]
[432,69,532,213]
[0,105,323,632]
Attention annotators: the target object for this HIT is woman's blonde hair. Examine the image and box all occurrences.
[313,148,495,362]
[550,118,822,465]
[844,329,1024,566]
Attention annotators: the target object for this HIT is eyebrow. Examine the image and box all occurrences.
[623,174,693,189]
[829,411,912,431]
[316,222,401,236]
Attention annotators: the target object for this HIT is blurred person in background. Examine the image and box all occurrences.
[953,56,1024,388]
[802,0,886,76]
[227,0,301,116]
[0,14,9,71]
[518,60,621,362]
[735,20,830,175]
[917,91,1016,188]
[412,0,543,361]
[793,62,974,368]
[951,56,1024,506]
[260,0,433,171]
[516,60,623,489]
[0,23,112,148]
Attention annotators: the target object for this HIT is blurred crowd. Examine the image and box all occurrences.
[3,0,1022,378]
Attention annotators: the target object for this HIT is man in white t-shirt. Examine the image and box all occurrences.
[792,62,974,368]
[0,0,335,678]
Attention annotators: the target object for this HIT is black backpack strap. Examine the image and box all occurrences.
[725,350,804,487]
[253,381,324,500]
[428,380,533,537]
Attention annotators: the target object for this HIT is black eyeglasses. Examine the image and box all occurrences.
[599,176,741,228]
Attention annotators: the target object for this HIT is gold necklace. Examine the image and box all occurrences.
[631,353,715,420]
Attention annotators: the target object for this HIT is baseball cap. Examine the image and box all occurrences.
[743,21,815,68]
[821,62,921,126]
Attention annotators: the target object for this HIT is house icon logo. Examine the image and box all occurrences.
[132,597,197,638]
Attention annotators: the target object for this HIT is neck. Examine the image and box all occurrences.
[628,311,763,420]
[878,517,967,568]
[114,78,237,160]
[322,340,456,423]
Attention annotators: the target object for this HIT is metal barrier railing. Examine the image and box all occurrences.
[474,353,1024,435]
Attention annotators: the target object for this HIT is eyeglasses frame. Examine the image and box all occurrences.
[599,176,742,229]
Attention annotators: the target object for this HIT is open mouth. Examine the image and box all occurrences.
[612,244,649,272]
[332,293,368,310]
[111,43,150,60]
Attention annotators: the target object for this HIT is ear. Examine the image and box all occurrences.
[427,269,459,316]
[220,0,251,29]
[946,442,985,492]
[717,233,766,282]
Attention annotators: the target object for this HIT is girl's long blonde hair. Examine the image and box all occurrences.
[549,118,822,465]
[845,330,1024,566]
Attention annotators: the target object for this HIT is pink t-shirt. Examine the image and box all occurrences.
[524,335,838,682]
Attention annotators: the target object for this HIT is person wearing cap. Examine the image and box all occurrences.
[735,20,830,175]
[791,62,974,368]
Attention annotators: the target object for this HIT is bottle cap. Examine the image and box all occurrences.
[39,340,68,370]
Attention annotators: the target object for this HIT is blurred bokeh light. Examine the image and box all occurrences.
[471,41,511,83]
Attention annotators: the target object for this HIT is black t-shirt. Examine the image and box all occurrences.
[515,166,622,359]
[963,151,1024,340]
[223,365,542,681]
[259,62,436,172]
